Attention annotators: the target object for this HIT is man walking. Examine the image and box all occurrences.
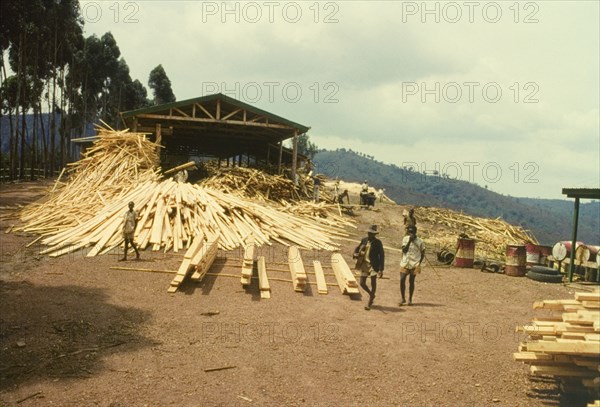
[120,201,140,261]
[353,225,385,310]
[399,225,425,306]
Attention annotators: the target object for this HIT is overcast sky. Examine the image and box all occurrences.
[80,0,599,200]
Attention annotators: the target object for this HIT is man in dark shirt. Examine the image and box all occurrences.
[353,225,385,310]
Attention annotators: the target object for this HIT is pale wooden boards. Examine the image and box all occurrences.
[257,256,270,299]
[288,246,307,292]
[190,237,220,281]
[241,235,256,286]
[166,245,365,301]
[514,289,600,398]
[313,260,328,294]
[330,253,359,295]
[168,233,220,293]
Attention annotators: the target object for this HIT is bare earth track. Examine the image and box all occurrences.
[0,181,591,406]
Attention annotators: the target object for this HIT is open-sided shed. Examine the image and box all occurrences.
[120,93,310,175]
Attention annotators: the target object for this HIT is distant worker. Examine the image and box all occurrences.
[337,189,350,205]
[313,176,321,202]
[120,201,140,261]
[399,225,425,306]
[173,169,188,183]
[377,188,385,202]
[353,225,385,310]
[361,180,369,194]
[404,208,417,233]
[360,180,370,206]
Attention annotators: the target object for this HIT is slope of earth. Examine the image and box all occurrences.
[0,181,593,406]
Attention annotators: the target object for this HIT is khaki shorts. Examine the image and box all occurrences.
[123,232,134,241]
[400,266,421,275]
[360,264,378,278]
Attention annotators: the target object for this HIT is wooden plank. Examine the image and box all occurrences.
[313,260,328,294]
[575,291,600,302]
[524,340,600,356]
[531,365,598,378]
[331,253,358,288]
[190,237,219,281]
[241,235,256,278]
[257,256,270,292]
[288,246,306,292]
[563,310,600,325]
[168,237,205,292]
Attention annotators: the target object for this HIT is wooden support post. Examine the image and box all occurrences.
[291,130,298,185]
[155,123,162,153]
[568,197,580,283]
[278,141,283,174]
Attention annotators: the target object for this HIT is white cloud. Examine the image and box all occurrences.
[80,0,600,199]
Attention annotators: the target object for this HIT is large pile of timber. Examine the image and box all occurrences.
[15,127,354,256]
[514,290,600,401]
[200,164,307,201]
[421,207,538,261]
[36,179,352,257]
[200,163,334,203]
[16,125,161,235]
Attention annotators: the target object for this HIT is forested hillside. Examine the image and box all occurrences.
[314,149,599,245]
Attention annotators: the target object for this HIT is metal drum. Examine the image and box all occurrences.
[505,245,526,277]
[455,238,475,268]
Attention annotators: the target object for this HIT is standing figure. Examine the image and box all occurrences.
[313,176,321,202]
[120,201,140,261]
[353,225,385,310]
[337,189,350,204]
[399,225,425,306]
[403,208,417,233]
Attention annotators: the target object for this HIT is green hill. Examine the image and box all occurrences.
[314,149,599,246]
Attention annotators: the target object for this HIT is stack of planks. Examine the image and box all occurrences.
[16,124,161,236]
[514,290,600,400]
[422,206,538,261]
[330,253,360,294]
[201,164,309,201]
[169,232,220,293]
[288,246,308,292]
[35,179,351,258]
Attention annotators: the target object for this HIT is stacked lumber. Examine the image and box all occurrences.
[34,179,349,257]
[288,246,308,292]
[257,256,271,299]
[16,124,160,235]
[331,253,359,294]
[514,290,600,400]
[240,235,257,286]
[201,164,308,201]
[422,207,538,261]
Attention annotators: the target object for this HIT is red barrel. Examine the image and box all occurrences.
[455,238,475,268]
[525,243,540,265]
[538,245,553,265]
[505,245,526,277]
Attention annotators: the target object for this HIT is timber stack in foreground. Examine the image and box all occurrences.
[514,289,600,403]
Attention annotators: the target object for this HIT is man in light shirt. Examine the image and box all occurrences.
[399,225,424,306]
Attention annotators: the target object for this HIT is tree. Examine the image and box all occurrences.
[297,133,318,159]
[148,64,175,105]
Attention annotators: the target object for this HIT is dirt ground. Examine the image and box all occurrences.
[0,181,594,406]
